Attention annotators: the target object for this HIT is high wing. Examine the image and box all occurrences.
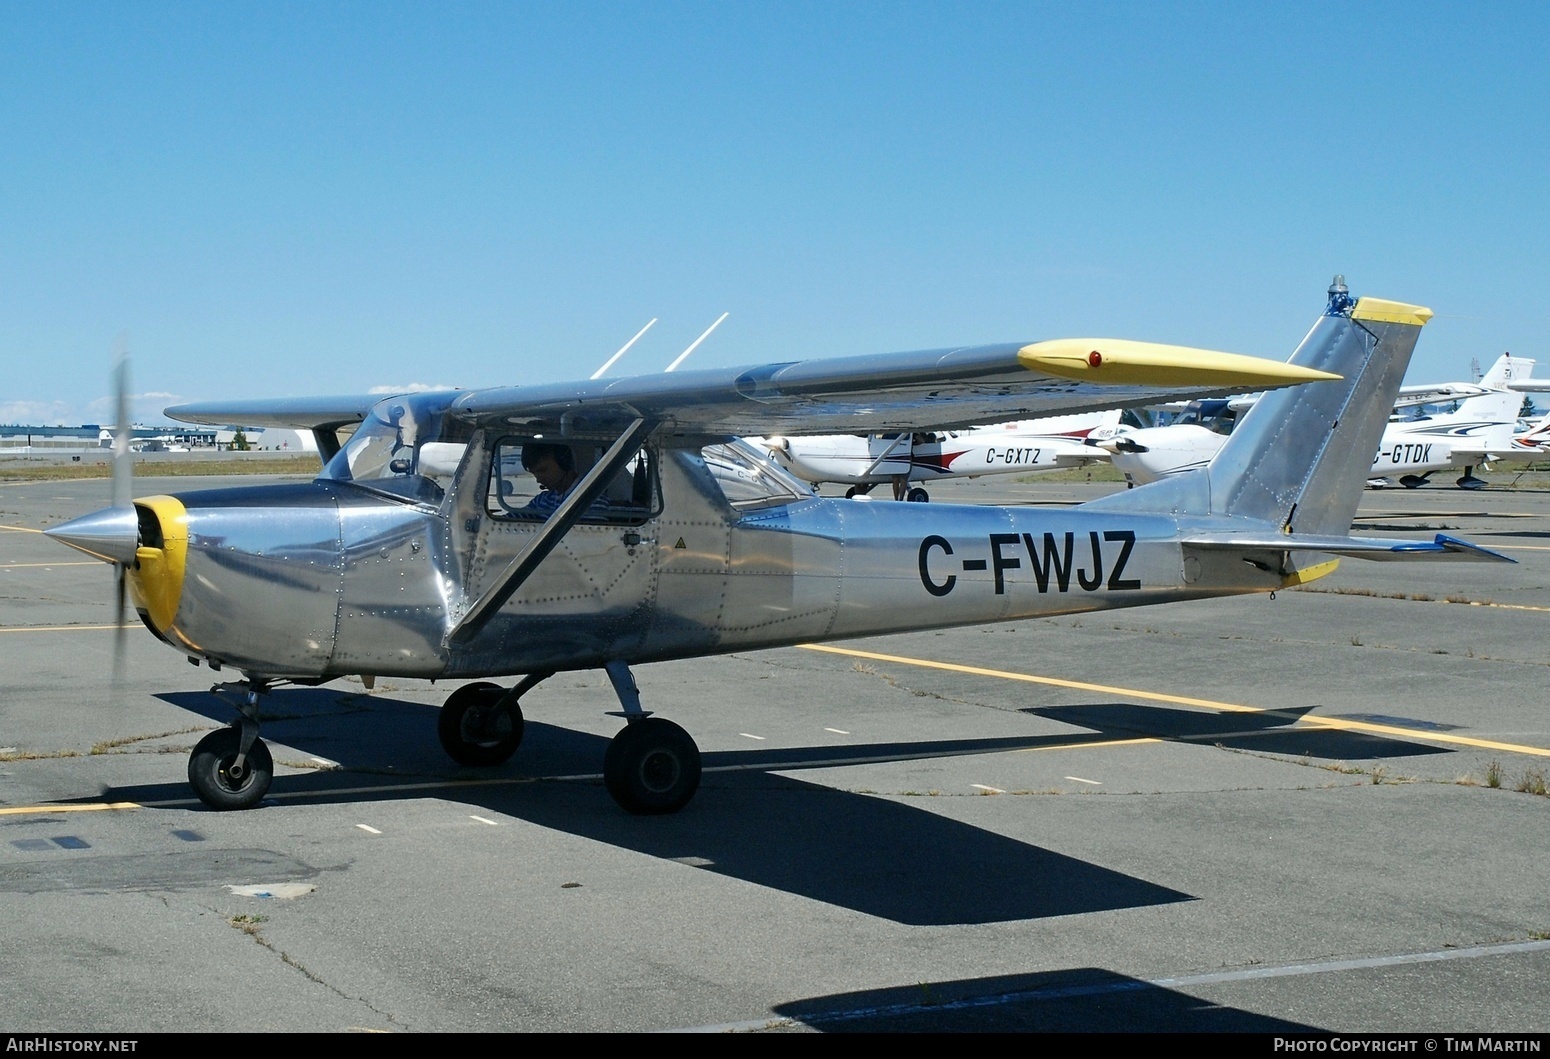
[166,394,384,431]
[166,338,1336,440]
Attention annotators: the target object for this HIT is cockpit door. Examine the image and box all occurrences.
[454,438,662,672]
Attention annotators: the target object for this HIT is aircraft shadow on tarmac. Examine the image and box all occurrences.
[78,687,1202,927]
[1025,701,1455,760]
[769,967,1322,1032]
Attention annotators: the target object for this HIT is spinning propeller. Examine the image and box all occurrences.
[44,337,140,683]
[110,340,132,682]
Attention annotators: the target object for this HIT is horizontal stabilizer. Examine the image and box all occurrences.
[1181,531,1514,563]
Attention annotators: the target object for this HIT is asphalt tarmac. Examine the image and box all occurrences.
[2,470,1548,1034]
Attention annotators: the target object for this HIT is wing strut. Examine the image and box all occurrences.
[447,417,657,647]
[862,433,912,477]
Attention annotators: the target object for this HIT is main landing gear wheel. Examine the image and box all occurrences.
[438,681,525,766]
[188,727,273,811]
[603,718,701,815]
[844,484,875,499]
[906,487,930,503]
[1399,475,1430,489]
[1456,474,1486,491]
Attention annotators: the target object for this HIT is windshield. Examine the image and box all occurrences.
[320,394,470,504]
[702,439,815,508]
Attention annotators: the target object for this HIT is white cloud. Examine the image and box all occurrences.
[78,391,187,425]
[0,400,79,426]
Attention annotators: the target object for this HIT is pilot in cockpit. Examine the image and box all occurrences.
[521,442,580,516]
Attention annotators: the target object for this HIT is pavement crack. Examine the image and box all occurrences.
[221,910,410,1030]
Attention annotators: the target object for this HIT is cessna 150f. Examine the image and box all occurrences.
[46,279,1511,815]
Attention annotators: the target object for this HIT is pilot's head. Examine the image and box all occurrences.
[521,442,576,492]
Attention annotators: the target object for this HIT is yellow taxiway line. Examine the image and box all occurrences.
[0,802,140,816]
[1,561,98,568]
[799,643,1550,759]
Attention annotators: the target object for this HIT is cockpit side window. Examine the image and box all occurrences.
[485,438,660,525]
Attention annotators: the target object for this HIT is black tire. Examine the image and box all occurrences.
[188,727,273,811]
[603,718,701,815]
[1400,475,1428,489]
[1457,475,1486,491]
[906,487,930,503]
[438,682,524,766]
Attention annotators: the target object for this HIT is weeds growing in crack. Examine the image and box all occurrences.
[90,726,211,755]
[229,913,267,936]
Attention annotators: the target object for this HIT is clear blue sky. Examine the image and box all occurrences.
[3,1,1547,425]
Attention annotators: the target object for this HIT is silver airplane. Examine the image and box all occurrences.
[45,279,1511,815]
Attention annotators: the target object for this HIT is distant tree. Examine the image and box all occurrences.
[1522,396,1538,419]
[232,429,251,451]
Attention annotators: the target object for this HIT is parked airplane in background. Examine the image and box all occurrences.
[755,409,1122,501]
[45,279,1510,817]
[1512,411,1550,455]
[1101,353,1541,489]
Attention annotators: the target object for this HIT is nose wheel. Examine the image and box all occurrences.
[188,681,277,810]
[188,726,273,810]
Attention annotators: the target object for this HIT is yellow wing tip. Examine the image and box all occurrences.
[1017,339,1341,388]
[1352,298,1433,326]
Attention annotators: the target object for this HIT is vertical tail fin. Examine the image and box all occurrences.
[1447,352,1533,427]
[1477,353,1534,391]
[1090,277,1433,536]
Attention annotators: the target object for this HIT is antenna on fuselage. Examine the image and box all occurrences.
[590,318,658,380]
[664,312,728,372]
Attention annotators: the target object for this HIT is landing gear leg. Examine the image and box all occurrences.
[601,660,701,815]
[1456,465,1487,490]
[190,680,274,810]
